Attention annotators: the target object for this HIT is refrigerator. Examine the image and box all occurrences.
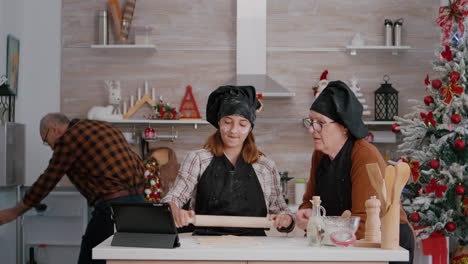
[0,122,25,264]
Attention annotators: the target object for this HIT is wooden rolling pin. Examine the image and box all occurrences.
[188,215,273,228]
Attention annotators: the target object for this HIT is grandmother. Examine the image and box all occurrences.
[162,85,294,236]
[295,81,413,264]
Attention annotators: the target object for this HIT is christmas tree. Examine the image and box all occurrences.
[395,1,468,246]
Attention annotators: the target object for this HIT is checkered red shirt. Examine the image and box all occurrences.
[23,119,145,206]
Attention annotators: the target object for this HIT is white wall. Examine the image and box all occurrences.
[3,0,62,185]
[0,0,24,79]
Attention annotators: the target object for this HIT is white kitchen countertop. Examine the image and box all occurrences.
[93,233,408,262]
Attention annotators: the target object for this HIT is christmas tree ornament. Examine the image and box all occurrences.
[420,111,436,127]
[436,0,468,44]
[441,45,454,61]
[440,75,464,104]
[144,127,156,140]
[451,113,462,124]
[432,79,442,89]
[391,123,400,133]
[454,139,465,150]
[450,71,461,81]
[424,74,431,89]
[426,178,448,198]
[429,159,440,170]
[455,185,465,195]
[410,212,421,223]
[445,222,456,232]
[375,75,399,121]
[424,96,434,105]
[402,158,421,183]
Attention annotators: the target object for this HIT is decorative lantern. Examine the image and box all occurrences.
[374,75,398,121]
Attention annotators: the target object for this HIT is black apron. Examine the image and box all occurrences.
[314,138,354,216]
[193,155,267,236]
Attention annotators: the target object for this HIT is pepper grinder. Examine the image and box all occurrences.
[365,196,381,242]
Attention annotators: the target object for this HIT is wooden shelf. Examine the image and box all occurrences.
[106,119,209,129]
[346,45,411,55]
[90,44,156,53]
[363,120,395,125]
[106,119,394,126]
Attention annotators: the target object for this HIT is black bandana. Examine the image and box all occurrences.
[206,85,261,128]
[310,81,368,139]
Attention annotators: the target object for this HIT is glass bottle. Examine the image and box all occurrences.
[306,196,326,246]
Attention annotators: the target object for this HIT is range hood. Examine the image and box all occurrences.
[226,0,295,98]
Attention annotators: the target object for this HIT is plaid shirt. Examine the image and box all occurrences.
[23,119,144,207]
[162,149,292,216]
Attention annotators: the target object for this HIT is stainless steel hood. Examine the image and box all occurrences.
[226,0,295,98]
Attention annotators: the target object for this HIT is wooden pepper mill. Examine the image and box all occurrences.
[364,196,381,242]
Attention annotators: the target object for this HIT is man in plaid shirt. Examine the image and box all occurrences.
[0,113,145,264]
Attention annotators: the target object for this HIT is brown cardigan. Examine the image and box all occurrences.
[298,139,409,239]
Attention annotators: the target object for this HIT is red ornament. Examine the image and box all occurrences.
[454,139,465,150]
[432,79,442,89]
[426,178,447,198]
[420,112,436,127]
[429,159,440,170]
[450,71,461,81]
[440,76,464,104]
[391,123,400,133]
[455,185,465,195]
[424,96,434,105]
[410,212,421,223]
[144,127,156,139]
[445,222,456,232]
[451,114,461,124]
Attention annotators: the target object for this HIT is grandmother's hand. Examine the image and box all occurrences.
[295,208,312,230]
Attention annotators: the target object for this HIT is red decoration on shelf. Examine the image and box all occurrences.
[445,222,457,232]
[402,158,421,182]
[430,159,440,170]
[312,70,329,97]
[410,212,421,223]
[454,139,465,150]
[426,178,448,198]
[436,0,468,44]
[179,85,201,119]
[440,75,464,104]
[424,96,434,105]
[455,185,465,195]
[451,114,461,124]
[421,112,436,127]
[391,123,400,133]
[144,127,156,139]
[432,79,442,90]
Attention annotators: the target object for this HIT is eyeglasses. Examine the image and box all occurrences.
[302,118,336,132]
[42,128,50,146]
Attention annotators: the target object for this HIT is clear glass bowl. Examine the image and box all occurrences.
[321,216,360,246]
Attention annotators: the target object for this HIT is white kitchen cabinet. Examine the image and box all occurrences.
[21,187,88,264]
